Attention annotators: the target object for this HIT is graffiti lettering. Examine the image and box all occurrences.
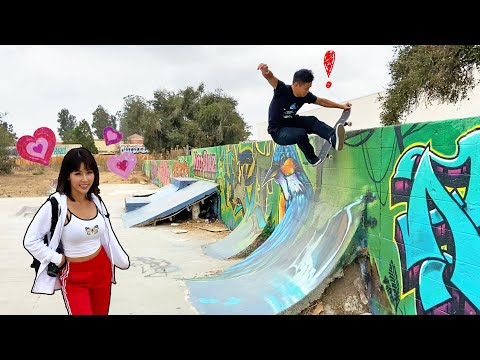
[131,257,179,277]
[391,128,480,315]
[53,147,67,155]
[120,144,150,154]
[193,150,216,180]
[172,160,189,178]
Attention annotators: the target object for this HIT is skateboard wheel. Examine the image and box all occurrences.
[328,155,333,159]
[346,121,352,126]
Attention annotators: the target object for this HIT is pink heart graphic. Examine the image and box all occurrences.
[103,126,123,146]
[107,152,137,179]
[33,144,43,153]
[16,127,56,166]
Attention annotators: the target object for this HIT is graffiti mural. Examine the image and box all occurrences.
[391,127,480,315]
[140,115,480,315]
[203,141,281,259]
[150,161,159,186]
[172,160,190,178]
[217,144,244,227]
[158,161,170,186]
[193,149,216,180]
[186,143,366,314]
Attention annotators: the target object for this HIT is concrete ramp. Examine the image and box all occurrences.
[185,144,366,314]
[186,196,365,314]
[122,180,218,228]
[124,178,197,212]
[203,206,266,259]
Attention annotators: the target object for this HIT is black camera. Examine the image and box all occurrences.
[47,245,64,277]
[47,262,60,277]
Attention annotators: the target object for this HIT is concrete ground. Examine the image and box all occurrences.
[0,183,239,315]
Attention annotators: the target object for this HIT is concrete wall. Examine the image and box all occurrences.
[143,115,480,315]
[142,156,192,187]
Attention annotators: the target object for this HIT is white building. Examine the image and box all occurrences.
[255,85,480,141]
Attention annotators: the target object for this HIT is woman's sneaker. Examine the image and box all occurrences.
[329,123,345,151]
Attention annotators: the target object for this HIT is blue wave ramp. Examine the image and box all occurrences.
[122,180,219,228]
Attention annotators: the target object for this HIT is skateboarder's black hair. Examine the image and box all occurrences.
[293,69,314,84]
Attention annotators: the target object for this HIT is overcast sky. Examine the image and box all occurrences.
[0,45,396,140]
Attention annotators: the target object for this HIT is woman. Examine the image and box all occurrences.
[23,147,130,315]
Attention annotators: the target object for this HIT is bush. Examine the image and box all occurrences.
[0,116,16,174]
[0,155,14,174]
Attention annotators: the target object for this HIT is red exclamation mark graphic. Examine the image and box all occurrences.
[324,50,335,88]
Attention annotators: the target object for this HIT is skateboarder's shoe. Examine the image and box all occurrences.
[329,123,345,151]
[307,155,322,167]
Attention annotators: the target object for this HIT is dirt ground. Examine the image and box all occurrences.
[300,259,371,315]
[0,167,152,198]
[1,167,371,315]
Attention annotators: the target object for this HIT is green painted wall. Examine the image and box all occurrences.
[143,116,480,315]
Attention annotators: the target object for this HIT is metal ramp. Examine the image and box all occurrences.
[124,177,197,212]
[122,179,219,228]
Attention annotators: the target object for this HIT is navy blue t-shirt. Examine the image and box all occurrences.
[267,80,317,134]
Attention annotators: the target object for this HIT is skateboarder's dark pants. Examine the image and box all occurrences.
[270,115,334,162]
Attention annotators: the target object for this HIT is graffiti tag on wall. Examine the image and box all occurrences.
[52,144,83,155]
[120,144,149,154]
[194,150,216,180]
[172,160,190,178]
[159,161,170,186]
[390,127,480,315]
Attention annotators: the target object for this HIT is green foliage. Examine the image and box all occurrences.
[91,105,116,139]
[71,119,98,154]
[54,82,251,154]
[57,108,77,142]
[0,113,16,174]
[196,89,251,146]
[0,112,16,174]
[142,84,251,153]
[380,45,480,126]
[118,95,151,139]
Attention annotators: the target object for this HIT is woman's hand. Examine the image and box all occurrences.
[58,254,66,268]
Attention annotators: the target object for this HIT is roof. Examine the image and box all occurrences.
[127,134,144,140]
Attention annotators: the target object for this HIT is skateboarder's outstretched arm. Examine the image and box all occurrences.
[257,63,279,89]
[315,97,352,110]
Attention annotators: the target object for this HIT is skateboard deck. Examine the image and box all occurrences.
[317,109,352,165]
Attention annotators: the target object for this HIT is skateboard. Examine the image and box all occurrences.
[317,109,352,165]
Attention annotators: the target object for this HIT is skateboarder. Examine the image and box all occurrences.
[257,63,352,166]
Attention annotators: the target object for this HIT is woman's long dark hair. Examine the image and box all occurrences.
[56,147,100,201]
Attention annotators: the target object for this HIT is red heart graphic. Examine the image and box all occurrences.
[16,127,56,166]
[117,160,128,171]
[107,152,137,179]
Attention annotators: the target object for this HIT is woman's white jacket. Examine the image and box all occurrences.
[23,192,130,295]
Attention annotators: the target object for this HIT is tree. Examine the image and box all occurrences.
[91,105,117,139]
[144,84,251,153]
[149,88,190,152]
[71,120,98,154]
[118,95,151,139]
[111,111,121,131]
[0,112,16,174]
[57,108,77,142]
[380,45,480,126]
[195,89,251,147]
